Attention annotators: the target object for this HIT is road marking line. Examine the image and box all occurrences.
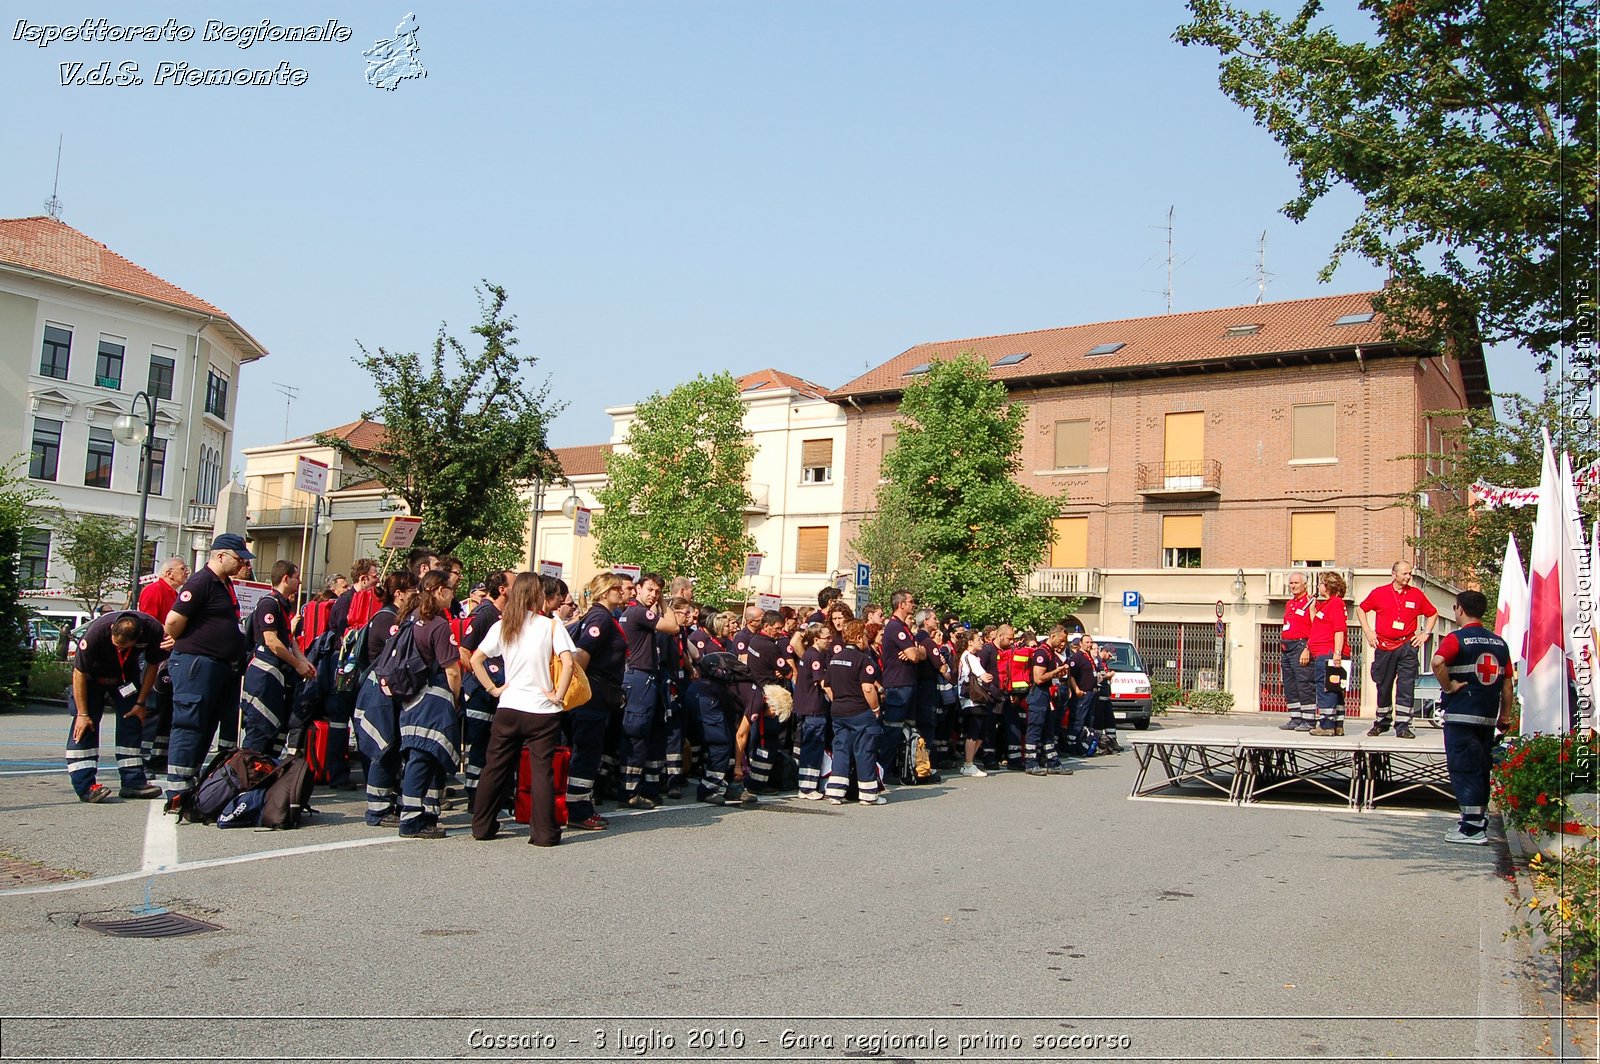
[0,834,405,898]
[140,796,177,872]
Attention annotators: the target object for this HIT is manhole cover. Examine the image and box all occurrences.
[78,913,222,938]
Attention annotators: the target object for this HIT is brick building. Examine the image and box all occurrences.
[829,291,1490,714]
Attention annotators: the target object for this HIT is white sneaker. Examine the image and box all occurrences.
[826,797,845,805]
[958,763,988,778]
[859,794,888,806]
[1445,828,1488,845]
[799,790,825,801]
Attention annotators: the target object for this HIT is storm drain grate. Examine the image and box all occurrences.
[78,912,222,938]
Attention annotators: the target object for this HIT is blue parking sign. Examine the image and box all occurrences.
[1122,591,1142,613]
[856,563,871,588]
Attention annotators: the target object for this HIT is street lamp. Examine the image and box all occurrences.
[1231,568,1247,601]
[111,391,157,608]
[560,491,582,520]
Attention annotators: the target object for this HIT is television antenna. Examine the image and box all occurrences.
[272,382,300,440]
[44,136,64,220]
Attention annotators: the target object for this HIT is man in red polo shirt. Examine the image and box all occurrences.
[1359,561,1437,739]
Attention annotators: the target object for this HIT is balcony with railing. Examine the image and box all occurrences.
[184,503,216,529]
[247,505,314,529]
[745,483,770,514]
[1027,567,1103,599]
[1134,459,1222,498]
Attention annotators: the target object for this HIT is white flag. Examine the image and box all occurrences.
[1494,532,1529,680]
[1559,451,1593,731]
[1521,431,1568,735]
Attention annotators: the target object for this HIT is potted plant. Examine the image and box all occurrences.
[1491,733,1599,859]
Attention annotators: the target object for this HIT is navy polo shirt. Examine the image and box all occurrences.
[619,602,661,672]
[574,604,626,685]
[74,611,167,684]
[250,591,294,649]
[170,567,244,660]
[825,645,878,718]
[881,617,918,688]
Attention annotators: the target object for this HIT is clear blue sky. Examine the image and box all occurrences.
[2,1,1544,459]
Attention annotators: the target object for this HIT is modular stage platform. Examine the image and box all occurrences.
[1129,724,1454,812]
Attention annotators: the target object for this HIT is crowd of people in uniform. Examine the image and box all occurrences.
[61,537,1136,844]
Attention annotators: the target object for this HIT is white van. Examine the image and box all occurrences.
[1094,637,1154,730]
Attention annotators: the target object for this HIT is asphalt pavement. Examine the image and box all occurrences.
[0,700,1587,1063]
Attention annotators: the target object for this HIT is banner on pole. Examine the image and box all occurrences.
[538,560,563,579]
[574,507,592,537]
[294,455,330,496]
[755,593,782,613]
[744,553,764,577]
[378,515,423,550]
[233,580,275,617]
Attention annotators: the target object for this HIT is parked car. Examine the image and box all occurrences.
[1095,636,1154,730]
[65,620,93,661]
[1413,671,1444,727]
[36,610,93,659]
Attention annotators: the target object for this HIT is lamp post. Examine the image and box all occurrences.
[112,391,157,608]
[1231,568,1248,601]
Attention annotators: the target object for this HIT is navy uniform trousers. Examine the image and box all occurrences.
[397,668,460,836]
[355,673,401,825]
[164,651,240,801]
[66,683,152,798]
[240,647,297,757]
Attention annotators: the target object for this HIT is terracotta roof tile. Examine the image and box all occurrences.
[737,368,831,401]
[554,443,612,478]
[830,292,1408,401]
[296,418,389,452]
[0,217,263,358]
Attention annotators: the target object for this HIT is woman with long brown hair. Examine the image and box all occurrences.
[1307,571,1350,736]
[468,572,575,846]
[396,570,463,838]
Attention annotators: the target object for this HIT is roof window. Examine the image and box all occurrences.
[1225,324,1261,336]
[1333,312,1376,325]
[1086,342,1125,357]
[991,352,1032,367]
[903,363,931,376]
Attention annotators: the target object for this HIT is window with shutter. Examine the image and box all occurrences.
[1290,512,1336,566]
[1291,403,1336,461]
[800,438,833,484]
[1049,516,1088,568]
[1161,514,1202,568]
[795,526,829,573]
[1053,420,1090,468]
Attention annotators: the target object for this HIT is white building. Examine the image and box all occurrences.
[0,216,267,602]
[530,370,850,607]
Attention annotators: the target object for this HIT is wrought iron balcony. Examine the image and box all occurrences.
[1134,459,1222,497]
[247,505,314,529]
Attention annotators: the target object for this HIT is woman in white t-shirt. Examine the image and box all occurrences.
[467,572,576,847]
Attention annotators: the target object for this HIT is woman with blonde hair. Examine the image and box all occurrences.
[564,571,629,830]
[469,572,576,846]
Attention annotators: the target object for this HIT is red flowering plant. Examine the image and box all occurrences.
[1491,733,1599,835]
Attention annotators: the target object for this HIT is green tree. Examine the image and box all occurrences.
[873,353,1060,628]
[0,458,48,705]
[1176,0,1597,370]
[452,491,532,581]
[318,283,563,558]
[849,483,931,611]
[54,512,136,615]
[1405,383,1592,606]
[595,372,756,605]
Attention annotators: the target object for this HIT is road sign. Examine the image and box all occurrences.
[294,455,329,496]
[1122,590,1142,615]
[1215,599,1225,619]
[856,563,871,588]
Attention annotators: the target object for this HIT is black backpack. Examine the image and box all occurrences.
[698,651,752,685]
[184,748,280,824]
[333,623,369,694]
[375,620,429,701]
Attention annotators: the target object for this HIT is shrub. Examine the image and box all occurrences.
[1511,849,1599,999]
[1179,688,1235,715]
[1491,733,1600,835]
[1151,680,1180,717]
[27,656,71,701]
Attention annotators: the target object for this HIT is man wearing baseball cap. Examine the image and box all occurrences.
[161,533,252,812]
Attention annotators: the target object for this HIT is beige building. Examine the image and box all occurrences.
[829,291,1489,714]
[1,216,267,603]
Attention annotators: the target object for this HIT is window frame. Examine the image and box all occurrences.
[204,370,229,419]
[148,352,176,400]
[19,529,50,589]
[29,418,62,481]
[1053,418,1091,470]
[1290,402,1338,463]
[39,324,71,380]
[84,427,115,489]
[95,338,125,390]
[795,525,830,574]
[145,436,168,496]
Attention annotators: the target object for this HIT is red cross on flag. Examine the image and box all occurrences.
[1520,432,1585,735]
[1474,653,1503,685]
